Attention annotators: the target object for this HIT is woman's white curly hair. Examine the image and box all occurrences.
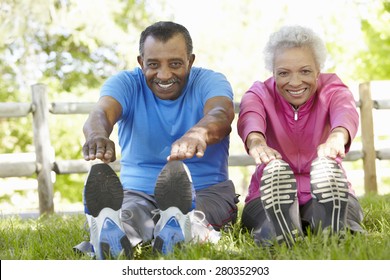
[263,25,328,72]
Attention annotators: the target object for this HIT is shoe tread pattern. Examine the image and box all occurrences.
[85,164,124,217]
[260,159,299,246]
[154,161,193,214]
[310,157,349,232]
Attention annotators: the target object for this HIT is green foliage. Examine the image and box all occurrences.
[113,0,151,31]
[0,0,155,97]
[0,194,389,260]
[0,0,155,202]
[0,117,34,154]
[299,0,390,84]
[48,113,86,203]
[355,1,390,81]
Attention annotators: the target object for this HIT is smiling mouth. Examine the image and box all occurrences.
[153,77,179,90]
[157,82,174,89]
[287,88,306,96]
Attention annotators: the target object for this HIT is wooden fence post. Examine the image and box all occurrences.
[359,82,378,194]
[31,84,54,215]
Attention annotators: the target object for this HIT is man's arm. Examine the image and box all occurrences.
[82,96,122,163]
[168,96,234,161]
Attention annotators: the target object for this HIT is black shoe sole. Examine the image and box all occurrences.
[260,159,301,246]
[154,161,193,214]
[84,163,124,218]
[310,157,349,232]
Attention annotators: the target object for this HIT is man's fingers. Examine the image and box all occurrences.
[95,145,105,158]
[83,138,116,162]
[169,143,203,160]
[195,144,205,158]
[82,143,92,160]
[88,143,97,160]
[103,146,116,162]
[178,143,190,158]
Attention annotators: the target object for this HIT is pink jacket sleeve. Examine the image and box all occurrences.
[237,82,268,152]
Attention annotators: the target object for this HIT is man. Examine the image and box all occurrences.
[76,21,239,259]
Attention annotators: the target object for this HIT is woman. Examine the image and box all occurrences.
[237,25,364,247]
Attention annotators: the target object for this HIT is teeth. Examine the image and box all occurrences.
[288,89,305,95]
[158,83,173,89]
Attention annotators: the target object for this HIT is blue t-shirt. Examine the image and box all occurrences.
[100,67,233,195]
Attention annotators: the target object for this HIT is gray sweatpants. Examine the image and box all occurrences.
[121,180,239,247]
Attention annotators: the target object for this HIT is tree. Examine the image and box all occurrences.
[0,0,154,202]
[318,0,389,83]
[355,0,390,81]
[0,0,154,98]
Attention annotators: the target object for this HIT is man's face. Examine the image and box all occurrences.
[138,34,195,100]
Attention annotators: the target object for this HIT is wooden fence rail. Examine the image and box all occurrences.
[1,82,390,215]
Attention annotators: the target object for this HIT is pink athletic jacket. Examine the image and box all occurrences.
[237,73,359,205]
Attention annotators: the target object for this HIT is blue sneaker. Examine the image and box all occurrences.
[153,161,195,254]
[153,206,192,254]
[84,163,132,259]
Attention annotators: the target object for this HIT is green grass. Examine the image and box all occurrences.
[0,194,389,260]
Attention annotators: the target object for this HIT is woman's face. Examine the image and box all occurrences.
[273,46,320,108]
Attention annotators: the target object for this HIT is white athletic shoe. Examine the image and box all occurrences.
[153,161,195,254]
[84,163,132,259]
[189,210,221,244]
[153,206,192,254]
[153,207,221,254]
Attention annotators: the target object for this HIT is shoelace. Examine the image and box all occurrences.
[151,208,161,220]
[190,210,221,243]
[191,210,208,226]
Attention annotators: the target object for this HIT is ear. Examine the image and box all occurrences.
[137,55,143,68]
[188,54,195,68]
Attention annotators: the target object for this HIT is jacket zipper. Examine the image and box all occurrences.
[292,106,299,121]
[292,105,300,172]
